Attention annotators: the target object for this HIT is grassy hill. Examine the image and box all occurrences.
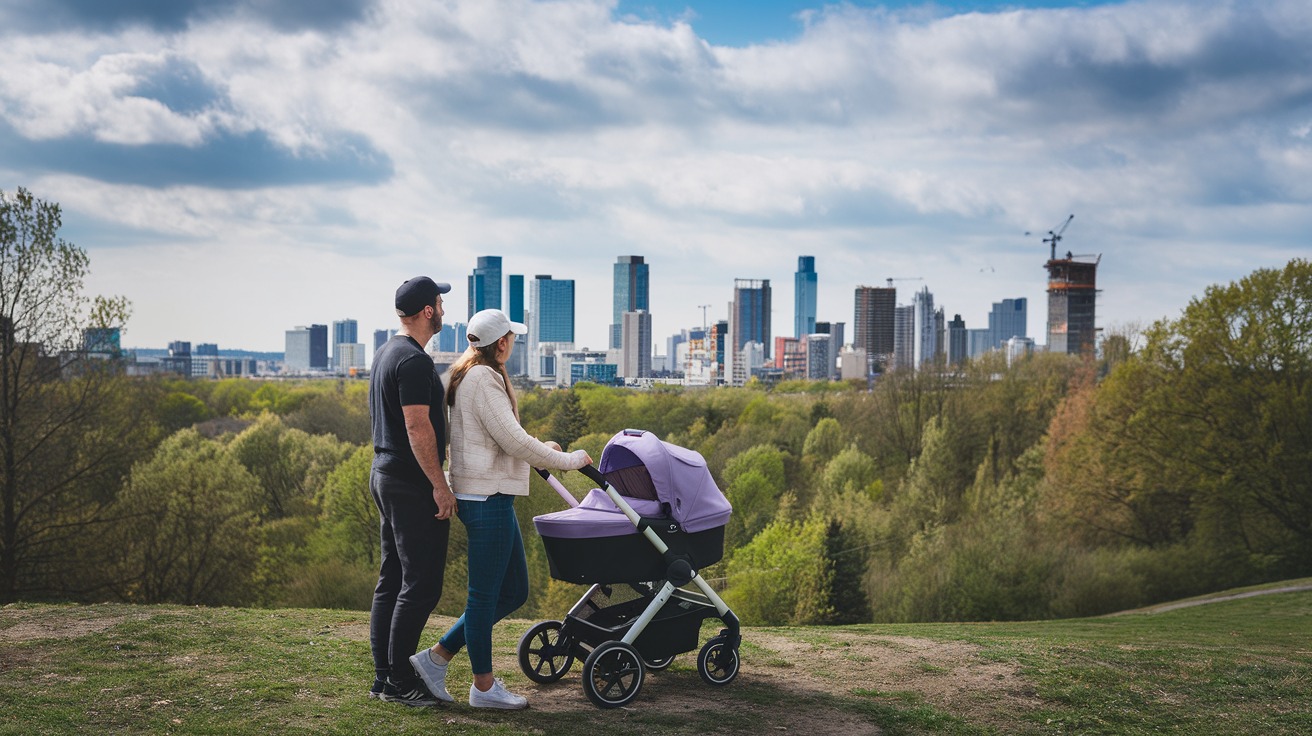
[2,580,1310,735]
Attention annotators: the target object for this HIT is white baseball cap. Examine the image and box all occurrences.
[466,309,527,348]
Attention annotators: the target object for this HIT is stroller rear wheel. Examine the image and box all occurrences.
[697,636,739,686]
[582,641,645,708]
[517,620,575,684]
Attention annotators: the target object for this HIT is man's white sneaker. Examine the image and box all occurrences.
[407,650,455,703]
[469,678,528,709]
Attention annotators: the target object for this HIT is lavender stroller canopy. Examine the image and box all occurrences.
[598,430,731,533]
[533,429,732,540]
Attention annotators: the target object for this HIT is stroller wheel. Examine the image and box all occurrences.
[581,641,645,708]
[517,620,575,684]
[697,636,739,686]
[642,654,675,671]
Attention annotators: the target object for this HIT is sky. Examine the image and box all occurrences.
[2,0,1310,356]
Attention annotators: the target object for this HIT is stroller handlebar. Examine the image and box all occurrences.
[578,464,607,487]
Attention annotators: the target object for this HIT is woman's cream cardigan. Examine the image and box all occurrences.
[447,364,589,497]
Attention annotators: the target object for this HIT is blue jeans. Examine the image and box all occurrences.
[439,494,529,675]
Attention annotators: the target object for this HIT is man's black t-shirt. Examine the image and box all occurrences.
[369,334,446,487]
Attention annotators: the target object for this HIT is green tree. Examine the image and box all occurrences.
[229,413,351,520]
[802,417,844,466]
[547,390,589,450]
[314,445,378,565]
[158,391,212,432]
[723,514,831,625]
[104,430,261,605]
[0,187,138,603]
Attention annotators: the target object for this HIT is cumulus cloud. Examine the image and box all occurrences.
[1,0,1310,350]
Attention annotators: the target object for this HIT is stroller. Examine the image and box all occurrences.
[517,429,742,708]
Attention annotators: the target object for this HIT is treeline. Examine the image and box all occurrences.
[4,196,1308,622]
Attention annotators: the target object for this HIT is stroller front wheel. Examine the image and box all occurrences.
[582,641,646,708]
[517,620,575,684]
[697,636,739,686]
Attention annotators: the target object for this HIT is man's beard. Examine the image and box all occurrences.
[431,312,443,334]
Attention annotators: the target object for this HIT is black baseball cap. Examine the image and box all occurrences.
[395,276,452,317]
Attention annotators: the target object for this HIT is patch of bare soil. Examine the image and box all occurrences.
[464,626,1041,735]
[0,604,157,643]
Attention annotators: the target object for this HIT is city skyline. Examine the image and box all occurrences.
[3,0,1308,353]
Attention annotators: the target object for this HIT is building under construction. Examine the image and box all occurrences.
[1045,251,1100,355]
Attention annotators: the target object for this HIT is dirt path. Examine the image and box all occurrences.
[1113,582,1312,615]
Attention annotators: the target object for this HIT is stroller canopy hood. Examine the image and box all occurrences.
[598,429,731,533]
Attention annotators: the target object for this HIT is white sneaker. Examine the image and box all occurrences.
[469,678,528,709]
[407,650,455,703]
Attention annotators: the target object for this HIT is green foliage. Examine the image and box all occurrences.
[724,514,832,625]
[229,413,352,520]
[0,187,139,603]
[103,430,262,605]
[819,444,880,499]
[547,390,588,450]
[157,391,212,432]
[802,417,844,466]
[313,445,378,566]
[208,379,256,416]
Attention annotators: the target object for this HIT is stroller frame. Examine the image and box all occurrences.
[519,461,742,709]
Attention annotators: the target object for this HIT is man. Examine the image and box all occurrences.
[367,276,459,707]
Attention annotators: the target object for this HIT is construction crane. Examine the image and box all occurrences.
[1044,214,1074,260]
[885,277,924,288]
[698,304,711,334]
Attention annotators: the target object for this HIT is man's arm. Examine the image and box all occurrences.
[402,404,457,520]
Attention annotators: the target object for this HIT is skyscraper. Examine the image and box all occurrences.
[309,324,328,370]
[611,256,649,350]
[468,256,502,318]
[332,319,357,372]
[946,314,968,366]
[1046,254,1099,355]
[912,287,936,369]
[893,305,915,371]
[506,274,526,376]
[285,327,311,372]
[507,274,525,323]
[855,285,896,373]
[730,279,772,358]
[795,256,817,339]
[814,321,845,380]
[529,275,575,380]
[620,309,652,379]
[989,298,1028,350]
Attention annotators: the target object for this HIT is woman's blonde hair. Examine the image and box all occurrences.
[447,332,517,418]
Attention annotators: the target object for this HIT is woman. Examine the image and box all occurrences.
[409,308,591,709]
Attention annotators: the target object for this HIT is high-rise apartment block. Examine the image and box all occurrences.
[946,314,968,366]
[795,256,817,339]
[912,287,937,369]
[529,275,575,381]
[507,274,524,322]
[730,279,771,357]
[285,327,311,372]
[893,305,915,371]
[620,309,652,379]
[332,319,359,373]
[989,298,1028,350]
[611,256,649,350]
[373,329,394,358]
[1046,253,1100,355]
[468,256,502,318]
[854,286,896,374]
[506,274,526,376]
[727,279,771,385]
[309,324,328,370]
